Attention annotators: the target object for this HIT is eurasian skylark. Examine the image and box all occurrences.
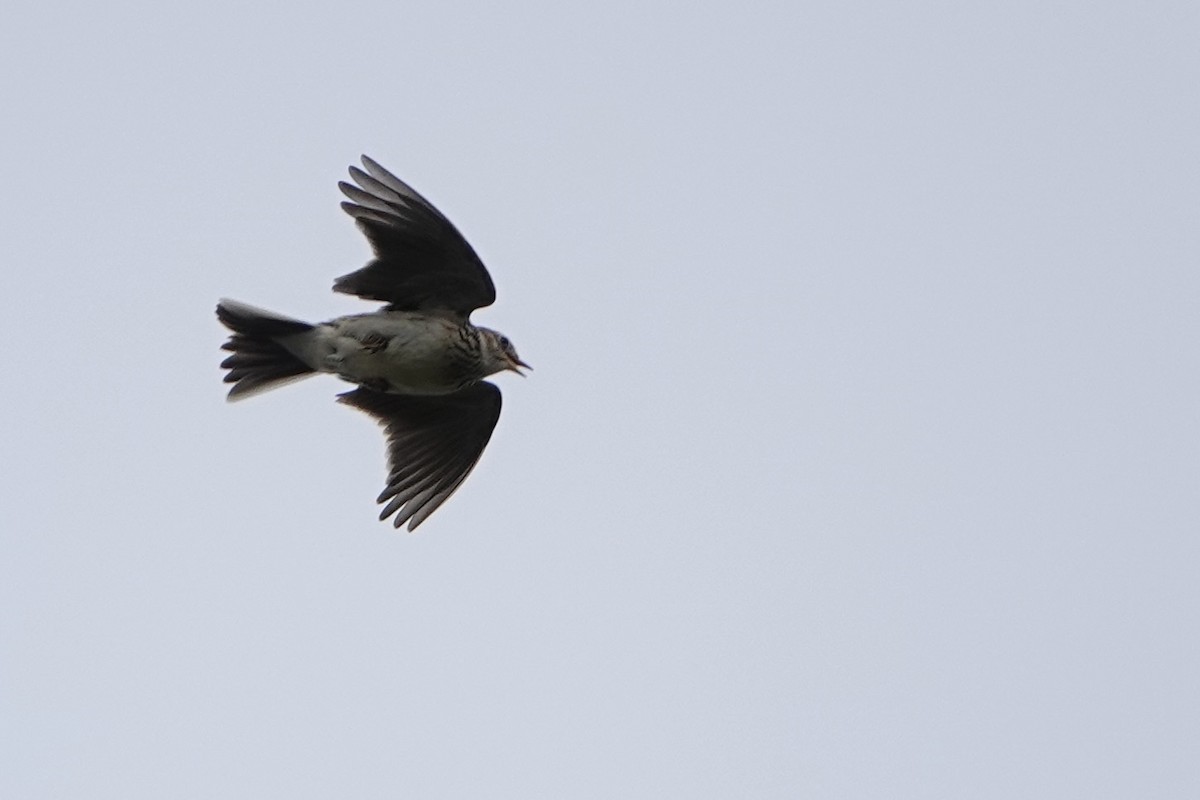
[217,156,527,530]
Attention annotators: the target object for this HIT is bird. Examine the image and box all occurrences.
[216,156,528,531]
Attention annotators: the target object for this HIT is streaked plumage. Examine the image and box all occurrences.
[217,156,527,530]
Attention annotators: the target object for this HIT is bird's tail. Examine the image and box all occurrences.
[216,299,317,400]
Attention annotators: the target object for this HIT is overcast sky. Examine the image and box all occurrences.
[2,1,1197,797]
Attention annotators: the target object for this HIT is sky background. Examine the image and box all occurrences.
[2,1,1197,797]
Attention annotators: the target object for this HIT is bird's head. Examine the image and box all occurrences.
[478,328,530,377]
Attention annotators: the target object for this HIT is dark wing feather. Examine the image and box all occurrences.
[338,383,503,531]
[333,156,496,316]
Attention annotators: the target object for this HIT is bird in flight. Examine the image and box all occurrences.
[217,156,528,531]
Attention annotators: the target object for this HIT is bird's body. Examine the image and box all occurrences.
[318,312,472,395]
[279,311,489,396]
[217,156,527,531]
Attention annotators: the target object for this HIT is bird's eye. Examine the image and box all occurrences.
[499,336,510,349]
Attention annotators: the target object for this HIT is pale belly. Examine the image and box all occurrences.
[311,313,467,395]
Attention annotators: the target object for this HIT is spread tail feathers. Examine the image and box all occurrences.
[217,299,316,400]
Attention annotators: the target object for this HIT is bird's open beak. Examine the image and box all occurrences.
[507,357,531,376]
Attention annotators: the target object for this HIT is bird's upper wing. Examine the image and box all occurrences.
[338,382,503,531]
[334,156,496,316]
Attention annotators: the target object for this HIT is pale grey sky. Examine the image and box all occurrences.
[2,1,1197,797]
